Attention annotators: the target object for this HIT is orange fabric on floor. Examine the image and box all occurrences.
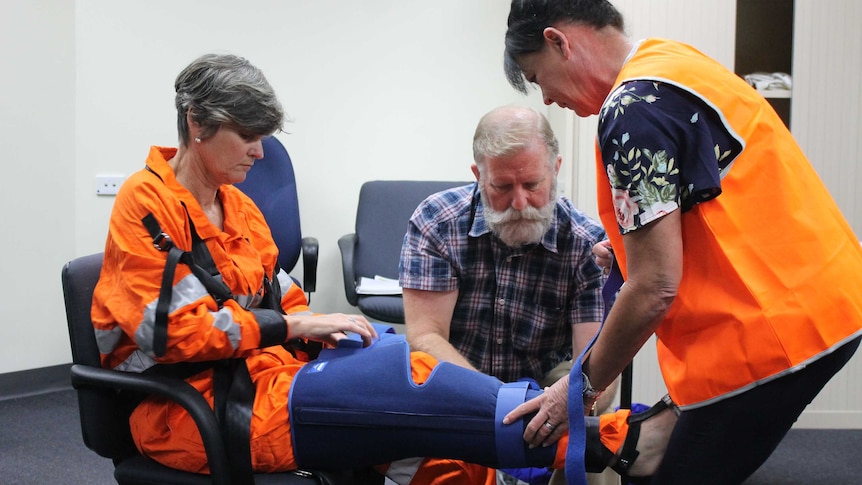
[409,458,497,485]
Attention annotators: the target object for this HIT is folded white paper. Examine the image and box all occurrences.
[356,275,403,295]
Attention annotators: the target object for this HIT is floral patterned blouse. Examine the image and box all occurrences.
[597,80,743,234]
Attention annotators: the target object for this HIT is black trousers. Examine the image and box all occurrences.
[652,335,861,485]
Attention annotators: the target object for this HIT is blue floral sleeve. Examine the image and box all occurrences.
[597,80,742,234]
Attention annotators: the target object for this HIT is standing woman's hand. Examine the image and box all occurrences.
[593,239,614,273]
[502,375,570,448]
[284,313,377,348]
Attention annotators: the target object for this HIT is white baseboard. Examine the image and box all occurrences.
[793,411,862,429]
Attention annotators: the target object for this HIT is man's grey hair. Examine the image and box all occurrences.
[472,106,559,174]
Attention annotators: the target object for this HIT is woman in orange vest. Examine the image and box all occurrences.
[503,1,862,484]
[91,51,672,485]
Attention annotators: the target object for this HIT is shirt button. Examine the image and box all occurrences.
[496,338,503,345]
[497,298,505,305]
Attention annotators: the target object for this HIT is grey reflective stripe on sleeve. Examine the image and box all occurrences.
[276,267,295,295]
[94,326,125,355]
[134,273,242,356]
[210,307,242,349]
[385,457,425,485]
[233,293,255,308]
[114,349,157,373]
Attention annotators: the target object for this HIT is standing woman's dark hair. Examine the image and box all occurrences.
[174,53,284,147]
[504,0,625,93]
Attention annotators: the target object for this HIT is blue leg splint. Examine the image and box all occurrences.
[288,332,556,470]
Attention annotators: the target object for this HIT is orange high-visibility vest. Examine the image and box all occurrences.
[596,39,862,408]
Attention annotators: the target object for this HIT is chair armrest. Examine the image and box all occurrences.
[300,236,319,293]
[70,364,233,485]
[337,234,359,306]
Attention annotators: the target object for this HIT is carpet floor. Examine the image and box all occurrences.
[0,388,859,484]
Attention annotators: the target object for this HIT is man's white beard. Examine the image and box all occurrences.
[482,186,556,247]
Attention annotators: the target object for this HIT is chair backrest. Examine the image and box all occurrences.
[62,253,141,460]
[235,136,302,273]
[353,180,471,280]
[63,253,105,368]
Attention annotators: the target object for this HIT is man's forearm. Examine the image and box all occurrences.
[408,331,477,371]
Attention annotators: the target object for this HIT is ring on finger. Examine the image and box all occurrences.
[543,421,555,431]
[349,317,356,323]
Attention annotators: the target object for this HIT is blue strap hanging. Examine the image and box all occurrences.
[566,260,624,484]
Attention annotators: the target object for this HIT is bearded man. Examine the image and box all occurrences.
[399,106,613,450]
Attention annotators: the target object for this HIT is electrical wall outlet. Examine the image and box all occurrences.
[95,175,125,196]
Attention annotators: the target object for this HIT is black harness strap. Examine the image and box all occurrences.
[141,209,255,484]
[141,211,233,357]
[223,359,256,483]
[142,213,186,358]
[210,359,254,484]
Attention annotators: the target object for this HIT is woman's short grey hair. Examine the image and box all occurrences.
[472,106,559,173]
[174,53,284,146]
[504,0,625,94]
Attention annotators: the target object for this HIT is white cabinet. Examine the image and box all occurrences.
[735,0,794,127]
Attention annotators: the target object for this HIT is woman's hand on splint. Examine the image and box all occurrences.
[285,313,377,348]
[502,376,570,448]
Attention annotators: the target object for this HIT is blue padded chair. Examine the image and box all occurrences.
[62,253,380,485]
[235,136,318,299]
[338,180,470,324]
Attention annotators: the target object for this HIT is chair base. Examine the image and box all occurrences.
[115,454,383,485]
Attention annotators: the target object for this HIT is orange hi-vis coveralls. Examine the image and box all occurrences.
[92,146,581,484]
[92,146,316,473]
[596,39,862,409]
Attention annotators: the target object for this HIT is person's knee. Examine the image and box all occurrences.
[539,360,572,388]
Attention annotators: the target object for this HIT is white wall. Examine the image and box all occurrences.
[792,0,862,236]
[788,0,862,428]
[74,0,547,317]
[0,0,76,374]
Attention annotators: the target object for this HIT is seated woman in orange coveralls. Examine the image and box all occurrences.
[91,52,672,485]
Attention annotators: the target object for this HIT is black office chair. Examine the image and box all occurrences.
[62,253,379,485]
[338,180,470,324]
[236,136,318,301]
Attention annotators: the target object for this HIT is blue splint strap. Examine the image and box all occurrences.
[566,261,625,485]
[495,381,544,466]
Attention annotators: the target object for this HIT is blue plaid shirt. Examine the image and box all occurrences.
[399,183,607,382]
